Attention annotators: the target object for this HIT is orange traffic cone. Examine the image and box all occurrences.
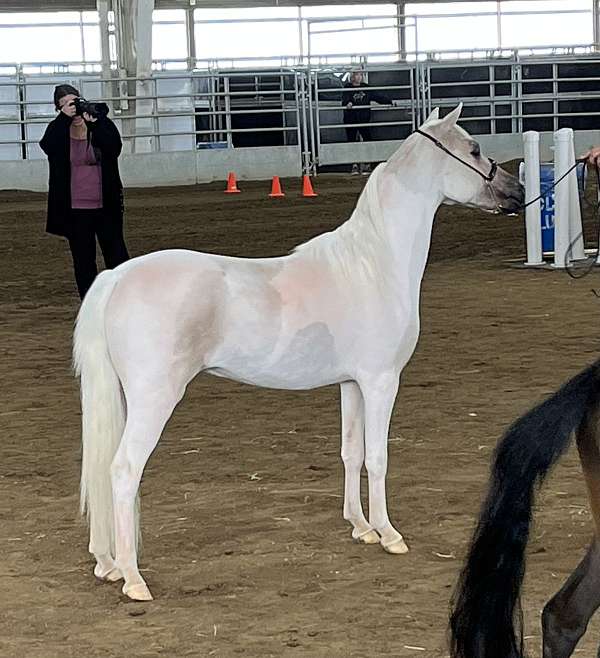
[302,175,318,197]
[269,176,285,198]
[225,171,240,194]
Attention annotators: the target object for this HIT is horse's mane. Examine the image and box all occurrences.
[293,161,393,284]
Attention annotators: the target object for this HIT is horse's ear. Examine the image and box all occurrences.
[441,103,463,127]
[424,107,439,124]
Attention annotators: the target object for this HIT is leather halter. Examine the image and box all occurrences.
[415,128,498,182]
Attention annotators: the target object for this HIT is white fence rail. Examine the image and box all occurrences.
[1,52,600,180]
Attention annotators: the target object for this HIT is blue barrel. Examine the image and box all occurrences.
[538,163,586,253]
[539,164,555,253]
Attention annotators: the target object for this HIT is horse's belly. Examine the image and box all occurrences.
[207,320,347,390]
[205,366,343,390]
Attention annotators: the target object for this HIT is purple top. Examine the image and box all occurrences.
[70,138,102,209]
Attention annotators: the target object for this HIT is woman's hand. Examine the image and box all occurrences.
[83,112,98,123]
[582,146,600,167]
[60,100,77,118]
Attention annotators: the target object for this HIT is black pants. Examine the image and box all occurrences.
[345,125,372,142]
[68,208,129,300]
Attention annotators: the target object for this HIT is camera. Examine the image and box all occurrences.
[73,97,109,119]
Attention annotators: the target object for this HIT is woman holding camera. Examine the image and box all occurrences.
[40,84,130,300]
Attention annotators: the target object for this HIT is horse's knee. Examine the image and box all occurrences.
[364,454,386,480]
[341,443,362,469]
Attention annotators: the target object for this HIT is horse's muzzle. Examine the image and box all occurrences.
[498,180,525,215]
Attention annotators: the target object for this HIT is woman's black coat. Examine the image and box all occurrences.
[39,112,124,238]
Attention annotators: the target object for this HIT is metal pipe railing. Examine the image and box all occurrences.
[2,51,600,161]
[0,124,301,146]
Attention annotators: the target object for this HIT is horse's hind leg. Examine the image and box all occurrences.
[340,381,378,545]
[542,404,600,658]
[542,540,600,657]
[111,389,181,601]
[91,539,121,581]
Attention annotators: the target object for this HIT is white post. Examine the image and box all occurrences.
[133,0,154,153]
[522,131,543,265]
[553,128,572,269]
[114,0,154,153]
[567,133,586,260]
[97,0,111,107]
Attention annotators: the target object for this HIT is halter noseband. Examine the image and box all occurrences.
[415,128,498,183]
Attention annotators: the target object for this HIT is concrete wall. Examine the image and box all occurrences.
[318,130,600,166]
[0,145,303,192]
[1,159,48,192]
[3,131,600,192]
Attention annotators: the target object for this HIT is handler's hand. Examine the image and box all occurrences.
[581,146,600,167]
[346,102,353,110]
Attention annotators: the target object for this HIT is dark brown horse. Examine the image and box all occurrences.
[450,358,600,658]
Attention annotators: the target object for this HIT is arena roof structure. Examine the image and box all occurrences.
[0,0,553,11]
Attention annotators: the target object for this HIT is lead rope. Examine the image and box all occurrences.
[521,159,586,211]
[416,128,583,213]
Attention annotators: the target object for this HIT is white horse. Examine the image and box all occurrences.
[74,104,523,601]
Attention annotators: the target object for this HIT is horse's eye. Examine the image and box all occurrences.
[471,143,481,157]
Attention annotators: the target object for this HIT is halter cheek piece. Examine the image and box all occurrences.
[415,128,501,211]
[415,127,587,215]
[415,129,498,182]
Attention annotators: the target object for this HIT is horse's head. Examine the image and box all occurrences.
[416,104,524,214]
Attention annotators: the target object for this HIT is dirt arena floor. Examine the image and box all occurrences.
[2,169,600,658]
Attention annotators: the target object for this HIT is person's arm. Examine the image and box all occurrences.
[39,112,71,156]
[368,87,393,105]
[342,87,352,108]
[87,115,122,159]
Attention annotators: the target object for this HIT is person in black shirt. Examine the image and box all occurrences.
[342,70,392,175]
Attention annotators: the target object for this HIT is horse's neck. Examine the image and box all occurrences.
[340,153,443,294]
[379,175,443,289]
[294,140,444,299]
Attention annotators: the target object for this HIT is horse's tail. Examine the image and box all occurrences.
[74,270,124,557]
[450,358,600,658]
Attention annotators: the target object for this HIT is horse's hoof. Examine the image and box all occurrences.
[352,527,380,545]
[381,536,409,555]
[94,563,123,582]
[123,582,154,601]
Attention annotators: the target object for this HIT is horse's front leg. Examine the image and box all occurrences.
[361,373,408,555]
[340,381,379,545]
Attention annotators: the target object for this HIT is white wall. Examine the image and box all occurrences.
[0,145,303,192]
[4,131,600,193]
[317,130,600,167]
